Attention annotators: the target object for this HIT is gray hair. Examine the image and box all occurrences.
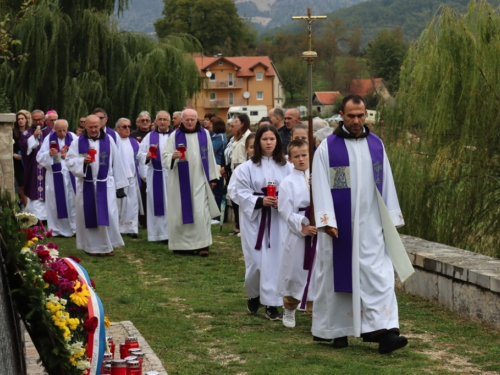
[32,109,44,117]
[312,117,329,132]
[173,111,182,117]
[54,119,68,129]
[181,109,198,119]
[156,110,170,120]
[314,127,333,144]
[136,111,151,121]
[115,117,130,129]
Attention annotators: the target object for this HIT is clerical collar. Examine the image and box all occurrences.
[83,128,106,141]
[179,122,201,134]
[155,129,170,135]
[333,123,370,139]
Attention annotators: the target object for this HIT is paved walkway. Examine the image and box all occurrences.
[25,321,168,375]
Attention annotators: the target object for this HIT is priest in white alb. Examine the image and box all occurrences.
[162,109,220,257]
[36,119,77,237]
[138,110,171,243]
[115,117,143,239]
[311,94,408,354]
[66,115,129,256]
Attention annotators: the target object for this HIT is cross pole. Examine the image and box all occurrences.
[292,8,326,226]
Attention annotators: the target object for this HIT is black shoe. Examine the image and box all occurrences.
[332,336,349,348]
[158,240,169,245]
[378,332,408,354]
[199,248,209,257]
[247,296,260,314]
[127,233,138,238]
[313,336,332,343]
[265,306,282,321]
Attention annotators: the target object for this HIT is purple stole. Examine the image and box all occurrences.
[253,187,279,250]
[327,133,384,293]
[174,129,209,224]
[49,132,76,219]
[79,136,111,228]
[129,137,142,189]
[105,127,117,143]
[299,206,318,309]
[149,131,166,216]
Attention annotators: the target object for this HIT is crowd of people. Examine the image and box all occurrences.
[12,94,409,354]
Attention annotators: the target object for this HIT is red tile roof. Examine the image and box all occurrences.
[313,91,341,105]
[349,78,384,96]
[192,55,276,77]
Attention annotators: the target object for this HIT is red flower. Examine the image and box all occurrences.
[37,250,51,263]
[43,270,59,285]
[90,279,96,289]
[83,317,98,333]
[63,269,78,281]
[46,242,59,250]
[46,229,53,238]
[36,245,45,252]
[68,255,81,264]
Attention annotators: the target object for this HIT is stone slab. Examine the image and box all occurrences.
[0,113,16,122]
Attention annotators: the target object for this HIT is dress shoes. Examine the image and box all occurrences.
[378,332,408,354]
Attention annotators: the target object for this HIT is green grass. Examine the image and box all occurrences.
[54,225,500,374]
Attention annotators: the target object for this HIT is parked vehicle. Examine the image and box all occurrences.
[227,105,268,125]
[326,114,342,125]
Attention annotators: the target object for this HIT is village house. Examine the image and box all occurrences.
[349,78,392,100]
[312,91,342,116]
[188,54,285,121]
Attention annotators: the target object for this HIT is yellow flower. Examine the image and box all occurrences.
[70,281,90,307]
[25,241,34,247]
[32,237,39,242]
[104,316,111,328]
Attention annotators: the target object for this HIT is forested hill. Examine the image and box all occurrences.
[263,0,500,45]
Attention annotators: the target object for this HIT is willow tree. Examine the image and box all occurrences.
[382,0,500,257]
[0,0,200,126]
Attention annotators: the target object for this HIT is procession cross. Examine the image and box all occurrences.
[292,8,327,226]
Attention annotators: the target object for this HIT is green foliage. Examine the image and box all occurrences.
[154,0,257,56]
[0,0,200,127]
[0,87,10,112]
[275,57,307,100]
[383,0,500,257]
[365,27,408,92]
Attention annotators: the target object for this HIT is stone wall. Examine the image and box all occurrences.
[0,113,16,199]
[398,235,500,331]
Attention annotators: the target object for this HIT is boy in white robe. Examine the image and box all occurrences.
[277,139,317,328]
[311,95,407,353]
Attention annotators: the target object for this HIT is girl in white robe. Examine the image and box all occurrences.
[232,125,292,320]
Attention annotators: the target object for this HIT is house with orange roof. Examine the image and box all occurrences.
[188,54,285,121]
[349,78,392,100]
[312,91,342,116]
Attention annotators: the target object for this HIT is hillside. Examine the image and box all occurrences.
[263,0,500,46]
[113,0,368,33]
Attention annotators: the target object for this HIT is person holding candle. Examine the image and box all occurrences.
[36,119,77,237]
[163,108,220,257]
[229,125,292,320]
[138,110,171,244]
[66,114,129,256]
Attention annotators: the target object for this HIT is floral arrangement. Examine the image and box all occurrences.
[0,195,109,375]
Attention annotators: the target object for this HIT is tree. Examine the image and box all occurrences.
[346,23,363,57]
[276,57,306,100]
[383,0,500,257]
[316,18,346,90]
[365,27,408,92]
[0,0,200,126]
[155,0,256,56]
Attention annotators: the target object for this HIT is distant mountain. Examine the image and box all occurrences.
[113,0,369,34]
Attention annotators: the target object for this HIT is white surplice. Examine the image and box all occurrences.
[118,137,143,235]
[36,133,77,237]
[66,134,129,254]
[232,158,292,306]
[311,133,405,339]
[276,168,314,302]
[24,134,47,220]
[162,128,220,251]
[138,131,169,241]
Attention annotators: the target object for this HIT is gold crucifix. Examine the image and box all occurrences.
[292,8,327,59]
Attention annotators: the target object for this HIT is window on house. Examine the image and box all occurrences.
[209,73,216,81]
[257,91,263,100]
[256,72,263,81]
[228,92,234,105]
[210,92,216,101]
[228,73,234,87]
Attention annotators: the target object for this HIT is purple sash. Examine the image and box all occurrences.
[49,132,74,219]
[298,206,317,309]
[149,131,166,216]
[79,136,111,228]
[105,127,117,143]
[174,129,209,224]
[327,133,384,293]
[129,137,142,189]
[253,187,279,250]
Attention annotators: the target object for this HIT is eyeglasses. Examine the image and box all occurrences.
[32,118,44,122]
[139,119,151,123]
[98,116,106,120]
[80,121,86,123]
[156,118,170,122]
[121,125,131,129]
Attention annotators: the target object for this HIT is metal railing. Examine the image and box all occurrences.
[203,98,245,108]
[205,78,244,89]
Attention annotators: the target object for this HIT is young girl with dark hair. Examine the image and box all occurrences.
[229,125,292,321]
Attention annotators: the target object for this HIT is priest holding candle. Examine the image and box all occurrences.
[163,109,220,257]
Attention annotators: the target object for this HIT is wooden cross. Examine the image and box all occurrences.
[292,8,327,54]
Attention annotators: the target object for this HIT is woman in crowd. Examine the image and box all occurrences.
[203,113,215,133]
[210,116,228,224]
[13,110,30,208]
[230,125,292,321]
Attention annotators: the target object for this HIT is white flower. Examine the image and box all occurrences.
[20,248,31,255]
[15,212,38,228]
[60,298,67,306]
[76,360,90,370]
[47,294,59,304]
[68,341,84,355]
[48,248,59,257]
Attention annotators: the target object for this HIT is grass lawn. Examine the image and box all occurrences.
[55,225,500,375]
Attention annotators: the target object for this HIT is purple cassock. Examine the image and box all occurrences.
[19,125,54,201]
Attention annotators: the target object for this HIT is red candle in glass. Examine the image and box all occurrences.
[267,181,276,198]
[87,146,97,162]
[136,137,142,143]
[50,141,58,151]
[149,144,157,159]
[126,360,141,375]
[177,143,186,160]
[111,359,127,375]
[107,336,115,359]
